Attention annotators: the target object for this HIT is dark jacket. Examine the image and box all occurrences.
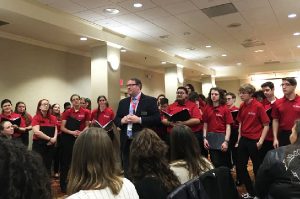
[255,145,300,199]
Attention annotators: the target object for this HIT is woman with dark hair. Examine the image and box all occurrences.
[170,124,213,183]
[129,128,180,199]
[91,95,115,140]
[0,99,25,143]
[67,127,139,199]
[14,101,32,146]
[0,138,52,199]
[255,119,300,199]
[203,87,233,168]
[157,94,166,107]
[51,103,62,178]
[32,99,57,175]
[0,121,14,139]
[80,97,92,111]
[185,84,195,94]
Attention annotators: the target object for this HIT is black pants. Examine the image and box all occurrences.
[53,134,61,174]
[60,133,76,192]
[279,130,291,146]
[195,132,208,158]
[20,132,29,147]
[259,140,274,161]
[229,128,239,168]
[237,137,261,195]
[121,138,132,178]
[209,149,231,168]
[32,140,55,175]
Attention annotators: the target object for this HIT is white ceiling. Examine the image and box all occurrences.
[1,0,300,81]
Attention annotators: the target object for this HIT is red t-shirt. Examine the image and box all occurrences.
[52,114,62,134]
[20,113,32,127]
[203,104,233,134]
[62,107,91,131]
[271,95,300,131]
[262,98,277,141]
[0,112,25,138]
[32,114,57,140]
[237,99,270,140]
[91,107,114,126]
[165,100,202,133]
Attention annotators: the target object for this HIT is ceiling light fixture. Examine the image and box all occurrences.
[104,8,120,14]
[120,48,127,52]
[237,62,242,66]
[80,37,87,41]
[161,61,167,64]
[205,45,212,48]
[297,45,300,48]
[176,64,184,68]
[133,3,143,8]
[293,32,300,36]
[186,47,196,51]
[288,13,297,18]
[221,54,227,57]
[254,49,264,53]
[159,35,169,39]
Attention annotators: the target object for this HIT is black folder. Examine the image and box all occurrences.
[1,117,21,127]
[91,119,113,131]
[206,132,225,150]
[231,110,239,120]
[65,117,80,131]
[163,109,191,122]
[37,126,55,144]
[266,108,272,126]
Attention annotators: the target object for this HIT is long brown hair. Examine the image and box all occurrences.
[129,128,180,192]
[170,124,212,178]
[14,101,31,126]
[67,127,122,195]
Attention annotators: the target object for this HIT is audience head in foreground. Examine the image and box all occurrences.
[170,124,213,183]
[67,127,138,199]
[255,119,300,199]
[129,128,180,199]
[0,138,52,199]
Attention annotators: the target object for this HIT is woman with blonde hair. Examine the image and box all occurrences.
[67,127,138,199]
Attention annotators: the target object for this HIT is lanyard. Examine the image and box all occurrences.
[130,95,141,113]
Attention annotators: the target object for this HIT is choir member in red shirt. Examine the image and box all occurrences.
[14,101,32,147]
[51,103,62,178]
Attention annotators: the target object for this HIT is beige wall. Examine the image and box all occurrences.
[184,80,202,94]
[0,38,91,115]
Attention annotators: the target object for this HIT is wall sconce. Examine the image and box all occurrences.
[177,66,184,83]
[107,54,120,71]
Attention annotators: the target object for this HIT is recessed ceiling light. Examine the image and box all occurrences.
[293,32,300,36]
[288,13,297,18]
[254,49,264,53]
[80,37,87,41]
[161,61,167,64]
[205,45,212,48]
[237,62,242,66]
[201,74,205,76]
[297,45,300,48]
[103,8,120,14]
[221,54,227,57]
[133,3,143,8]
[120,48,127,52]
[176,64,184,68]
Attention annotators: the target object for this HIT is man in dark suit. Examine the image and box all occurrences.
[114,78,160,174]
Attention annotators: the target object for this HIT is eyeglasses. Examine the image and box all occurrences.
[72,98,80,101]
[281,83,292,87]
[126,84,137,87]
[99,99,106,102]
[41,103,49,106]
[176,91,186,95]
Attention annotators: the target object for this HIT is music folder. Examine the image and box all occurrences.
[91,119,113,131]
[231,110,239,120]
[38,126,55,144]
[162,109,191,122]
[65,117,80,131]
[206,132,225,150]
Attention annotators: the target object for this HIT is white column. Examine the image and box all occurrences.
[201,76,216,97]
[165,66,183,103]
[91,44,120,111]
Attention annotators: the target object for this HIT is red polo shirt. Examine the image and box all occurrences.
[203,104,233,134]
[165,100,202,133]
[262,98,277,141]
[32,114,57,140]
[271,95,300,131]
[91,107,114,126]
[62,107,91,131]
[237,99,270,140]
[0,112,25,138]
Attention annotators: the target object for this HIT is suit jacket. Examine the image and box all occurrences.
[114,93,160,144]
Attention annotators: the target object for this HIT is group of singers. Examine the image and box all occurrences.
[0,77,299,197]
